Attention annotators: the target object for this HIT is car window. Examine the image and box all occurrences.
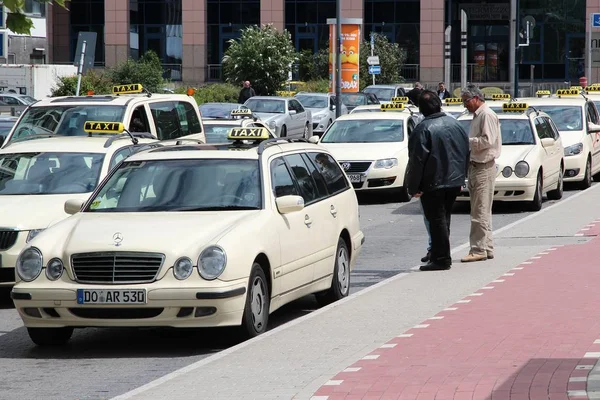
[535,117,553,140]
[284,153,320,203]
[109,146,134,171]
[271,158,299,198]
[459,119,535,145]
[245,99,285,114]
[295,95,328,109]
[301,153,329,198]
[587,102,599,124]
[149,101,184,140]
[129,105,151,133]
[2,96,19,105]
[363,88,394,102]
[290,100,304,113]
[534,106,583,131]
[546,117,561,140]
[307,152,349,194]
[175,101,202,135]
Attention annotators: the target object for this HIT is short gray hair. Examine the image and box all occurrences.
[461,84,485,101]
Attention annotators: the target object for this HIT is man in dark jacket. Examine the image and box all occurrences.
[405,90,470,271]
[238,80,256,104]
[406,82,423,106]
[437,82,452,99]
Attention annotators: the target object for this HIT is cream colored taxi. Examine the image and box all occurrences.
[441,97,467,117]
[314,102,418,202]
[0,123,158,286]
[456,102,564,211]
[11,127,364,346]
[203,108,276,143]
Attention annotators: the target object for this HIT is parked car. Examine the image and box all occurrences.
[340,92,380,112]
[295,92,348,136]
[363,84,407,103]
[244,96,312,138]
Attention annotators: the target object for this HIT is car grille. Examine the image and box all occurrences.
[71,252,165,284]
[339,161,372,173]
[0,230,18,251]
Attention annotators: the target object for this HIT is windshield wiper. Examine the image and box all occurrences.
[171,205,260,211]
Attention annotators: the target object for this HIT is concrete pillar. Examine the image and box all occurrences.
[419,0,445,87]
[105,0,130,67]
[261,0,284,31]
[47,2,71,63]
[341,0,363,19]
[587,0,600,84]
[182,0,207,83]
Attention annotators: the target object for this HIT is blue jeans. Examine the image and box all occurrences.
[420,198,432,252]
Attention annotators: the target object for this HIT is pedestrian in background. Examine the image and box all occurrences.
[460,84,502,263]
[437,82,452,99]
[405,90,470,271]
[238,80,256,104]
[406,82,423,106]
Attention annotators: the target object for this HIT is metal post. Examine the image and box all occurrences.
[444,26,452,88]
[588,13,593,84]
[514,0,520,98]
[460,10,467,90]
[509,0,516,96]
[371,33,375,85]
[335,2,342,118]
[75,40,87,97]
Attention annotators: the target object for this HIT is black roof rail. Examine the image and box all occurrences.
[50,96,116,103]
[103,132,156,148]
[257,137,310,155]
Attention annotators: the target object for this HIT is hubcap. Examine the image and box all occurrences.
[250,276,266,331]
[337,246,350,295]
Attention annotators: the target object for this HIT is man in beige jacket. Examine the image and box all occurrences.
[460,84,502,262]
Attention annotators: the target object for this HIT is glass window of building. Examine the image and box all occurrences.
[69,0,105,65]
[285,0,335,53]
[24,0,46,17]
[206,0,260,65]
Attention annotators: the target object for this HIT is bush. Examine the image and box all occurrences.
[358,33,406,91]
[298,48,329,81]
[302,79,330,93]
[107,50,164,92]
[50,70,113,97]
[183,83,240,104]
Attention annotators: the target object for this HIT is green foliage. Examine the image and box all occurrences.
[298,48,329,81]
[107,51,164,92]
[50,70,113,97]
[359,33,406,91]
[222,24,297,96]
[302,79,330,93]
[175,83,240,104]
[4,0,66,34]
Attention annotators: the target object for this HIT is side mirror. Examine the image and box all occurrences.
[289,109,297,115]
[275,195,305,214]
[589,122,600,133]
[64,199,85,215]
[308,135,320,144]
[540,138,555,148]
[330,104,335,111]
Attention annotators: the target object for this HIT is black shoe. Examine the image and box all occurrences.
[420,262,451,271]
[421,252,431,263]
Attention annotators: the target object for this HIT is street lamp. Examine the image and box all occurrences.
[335,0,342,118]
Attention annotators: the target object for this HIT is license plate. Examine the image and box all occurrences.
[77,289,147,305]
[347,173,363,183]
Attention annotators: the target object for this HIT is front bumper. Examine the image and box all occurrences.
[456,177,537,202]
[563,152,587,182]
[0,230,27,286]
[347,165,406,192]
[12,275,249,328]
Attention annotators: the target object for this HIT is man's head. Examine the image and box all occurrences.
[243,81,251,88]
[418,90,442,117]
[438,82,446,91]
[461,84,485,113]
[414,82,423,90]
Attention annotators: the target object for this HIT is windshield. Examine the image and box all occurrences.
[9,105,126,142]
[534,106,583,131]
[295,95,328,109]
[340,94,367,107]
[459,119,535,145]
[364,88,395,102]
[87,159,261,212]
[321,119,404,143]
[199,103,241,118]
[19,96,37,105]
[0,152,104,195]
[244,99,285,114]
[204,124,237,143]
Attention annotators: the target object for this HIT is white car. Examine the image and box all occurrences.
[315,103,419,202]
[441,97,467,118]
[11,128,364,346]
[294,92,347,135]
[202,108,276,143]
[456,102,565,211]
[0,124,158,286]
[243,96,312,139]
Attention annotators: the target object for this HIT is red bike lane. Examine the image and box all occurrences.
[311,219,600,400]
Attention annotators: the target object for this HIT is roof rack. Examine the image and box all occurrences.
[257,137,310,155]
[103,132,156,148]
[51,96,116,103]
[175,138,205,145]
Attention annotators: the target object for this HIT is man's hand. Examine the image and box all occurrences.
[413,192,423,198]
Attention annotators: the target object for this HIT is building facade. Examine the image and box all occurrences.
[48,0,592,87]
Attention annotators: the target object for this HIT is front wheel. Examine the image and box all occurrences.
[317,237,351,307]
[528,171,543,211]
[547,167,563,200]
[580,158,592,189]
[241,263,270,338]
[27,327,73,346]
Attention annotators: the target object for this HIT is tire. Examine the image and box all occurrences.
[397,187,411,203]
[317,237,351,307]
[280,125,287,138]
[580,157,592,189]
[241,263,270,338]
[529,171,543,211]
[547,166,564,200]
[303,123,310,139]
[27,327,73,346]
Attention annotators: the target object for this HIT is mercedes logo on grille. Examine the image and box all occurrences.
[113,232,123,247]
[341,162,351,171]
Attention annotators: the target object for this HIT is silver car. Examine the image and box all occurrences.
[363,84,408,103]
[294,92,348,135]
[244,96,312,138]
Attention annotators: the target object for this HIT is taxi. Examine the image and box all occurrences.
[202,108,276,143]
[441,97,467,117]
[583,85,600,122]
[11,127,364,345]
[0,84,205,148]
[513,89,600,188]
[456,102,565,211]
[0,122,159,286]
[314,102,418,202]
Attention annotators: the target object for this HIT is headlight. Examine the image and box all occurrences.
[373,158,398,169]
[26,229,45,243]
[45,258,64,281]
[564,143,583,156]
[514,161,530,178]
[198,246,227,280]
[173,257,193,280]
[502,166,513,178]
[16,247,43,282]
[268,121,277,129]
[314,113,326,121]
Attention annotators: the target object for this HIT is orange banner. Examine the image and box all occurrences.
[329,23,360,93]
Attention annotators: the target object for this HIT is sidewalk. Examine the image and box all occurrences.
[113,184,600,400]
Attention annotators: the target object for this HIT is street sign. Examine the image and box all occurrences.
[73,32,98,74]
[368,65,381,75]
[367,56,380,65]
[522,15,536,39]
[594,13,600,28]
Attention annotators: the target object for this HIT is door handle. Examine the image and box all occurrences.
[304,214,312,226]
[330,205,338,217]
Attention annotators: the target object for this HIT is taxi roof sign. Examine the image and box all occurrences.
[585,86,600,93]
[83,121,125,134]
[502,102,529,112]
[556,88,580,96]
[112,84,144,95]
[445,98,463,105]
[228,127,270,141]
[231,108,252,117]
[391,96,409,104]
[491,94,511,100]
[381,103,405,111]
[536,90,551,96]
[570,86,583,90]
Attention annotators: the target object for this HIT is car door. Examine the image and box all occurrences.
[547,117,565,175]
[586,101,600,173]
[534,117,559,188]
[290,99,306,135]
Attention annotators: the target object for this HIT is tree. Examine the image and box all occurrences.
[4,0,66,34]
[359,33,406,90]
[298,47,329,81]
[107,51,164,92]
[222,24,297,96]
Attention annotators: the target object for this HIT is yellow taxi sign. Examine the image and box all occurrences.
[570,86,583,91]
[536,90,551,96]
[381,103,405,111]
[228,127,270,141]
[83,121,125,134]
[445,98,463,105]
[391,96,409,104]
[556,88,580,96]
[491,93,511,100]
[585,86,600,93]
[112,84,144,95]
[502,102,529,112]
[231,108,252,117]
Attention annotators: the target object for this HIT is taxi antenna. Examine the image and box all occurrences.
[122,128,139,145]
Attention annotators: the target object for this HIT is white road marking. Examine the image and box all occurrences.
[492,280,505,283]
[324,380,343,386]
[584,352,600,358]
[380,344,397,348]
[397,334,413,338]
[361,355,380,360]
[428,316,444,320]
[468,293,483,296]
[444,307,458,311]
[481,287,494,290]
[456,300,471,303]
[343,367,361,372]
[413,324,430,328]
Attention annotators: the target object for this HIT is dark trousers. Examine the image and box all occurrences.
[420,187,460,266]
